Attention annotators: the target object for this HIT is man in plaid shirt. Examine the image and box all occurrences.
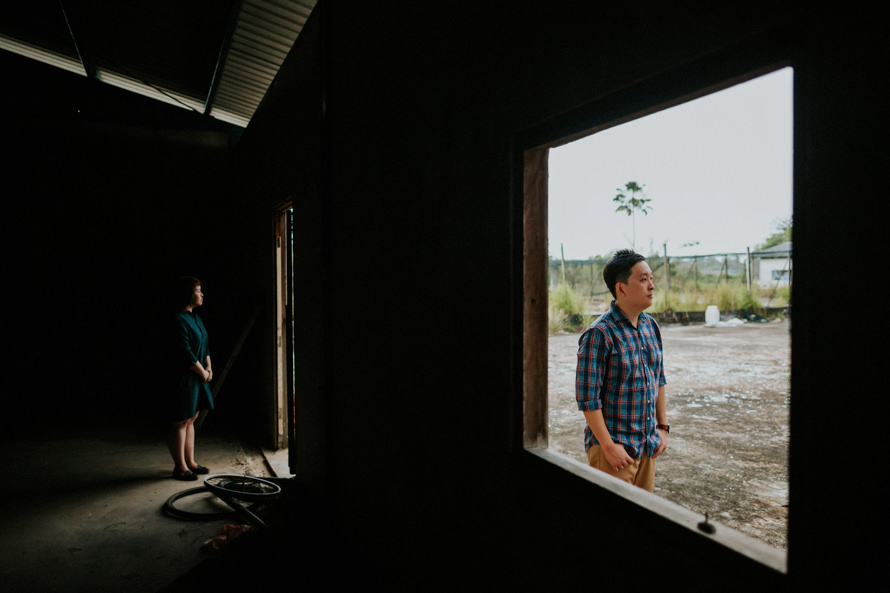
[575,249,669,492]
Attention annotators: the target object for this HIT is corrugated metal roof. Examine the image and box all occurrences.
[0,33,85,76]
[0,0,317,129]
[209,0,316,127]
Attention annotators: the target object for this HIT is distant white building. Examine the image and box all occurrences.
[753,241,792,288]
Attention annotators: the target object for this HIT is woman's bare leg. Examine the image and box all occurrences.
[168,411,203,476]
[168,418,190,473]
[184,412,199,470]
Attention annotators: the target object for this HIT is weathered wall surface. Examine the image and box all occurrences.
[3,1,882,589]
[237,2,882,588]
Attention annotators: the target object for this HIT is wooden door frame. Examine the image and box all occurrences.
[274,205,295,452]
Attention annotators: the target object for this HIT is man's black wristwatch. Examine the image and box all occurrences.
[657,423,670,433]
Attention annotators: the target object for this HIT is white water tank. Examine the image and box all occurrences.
[705,305,720,326]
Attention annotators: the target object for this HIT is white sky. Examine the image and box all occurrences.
[548,67,793,260]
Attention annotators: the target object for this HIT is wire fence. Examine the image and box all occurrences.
[550,248,792,313]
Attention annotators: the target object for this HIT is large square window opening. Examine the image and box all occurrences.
[524,67,792,553]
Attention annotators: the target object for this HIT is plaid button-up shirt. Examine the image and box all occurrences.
[575,301,666,459]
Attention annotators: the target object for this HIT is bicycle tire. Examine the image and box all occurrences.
[203,474,281,502]
[162,485,264,521]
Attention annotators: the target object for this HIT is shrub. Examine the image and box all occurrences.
[716,282,746,310]
[550,283,585,315]
[651,289,708,313]
[651,289,682,313]
[767,285,791,307]
[549,283,594,333]
[652,285,771,315]
[739,289,766,315]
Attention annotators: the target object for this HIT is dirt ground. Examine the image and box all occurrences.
[548,319,790,550]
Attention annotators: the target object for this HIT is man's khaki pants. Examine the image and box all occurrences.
[586,445,655,492]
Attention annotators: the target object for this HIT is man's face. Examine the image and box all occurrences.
[616,260,655,311]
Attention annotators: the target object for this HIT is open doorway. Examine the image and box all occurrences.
[274,206,295,457]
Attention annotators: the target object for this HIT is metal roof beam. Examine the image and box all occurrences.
[58,0,97,80]
[204,0,244,116]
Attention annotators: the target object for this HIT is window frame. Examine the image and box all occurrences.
[517,61,793,574]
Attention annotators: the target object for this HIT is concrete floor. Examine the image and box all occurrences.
[0,420,292,593]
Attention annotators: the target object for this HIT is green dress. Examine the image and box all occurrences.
[174,310,214,420]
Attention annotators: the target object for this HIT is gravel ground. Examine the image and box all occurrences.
[547,320,790,550]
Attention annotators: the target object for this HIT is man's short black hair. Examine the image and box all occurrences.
[603,249,646,299]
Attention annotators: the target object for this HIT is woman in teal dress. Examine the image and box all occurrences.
[167,276,215,481]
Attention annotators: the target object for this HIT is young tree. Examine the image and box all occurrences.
[613,181,652,250]
[758,216,793,250]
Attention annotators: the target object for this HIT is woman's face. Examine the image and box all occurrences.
[189,285,204,309]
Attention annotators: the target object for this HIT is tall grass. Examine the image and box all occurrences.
[650,284,781,315]
[550,281,789,333]
[716,283,747,311]
[767,285,791,307]
[549,284,595,333]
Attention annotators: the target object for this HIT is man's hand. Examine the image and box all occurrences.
[652,428,668,459]
[603,442,634,471]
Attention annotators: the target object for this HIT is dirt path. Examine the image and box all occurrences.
[548,320,790,550]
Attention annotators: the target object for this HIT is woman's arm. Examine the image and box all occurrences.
[190,360,211,382]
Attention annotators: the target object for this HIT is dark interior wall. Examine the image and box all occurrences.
[3,0,882,588]
[235,1,881,589]
[2,52,261,433]
[787,8,883,581]
[232,13,327,460]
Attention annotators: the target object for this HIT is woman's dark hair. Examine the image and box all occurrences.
[603,249,646,298]
[179,276,202,307]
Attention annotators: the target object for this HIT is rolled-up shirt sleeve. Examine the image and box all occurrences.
[576,327,610,412]
[654,322,667,387]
